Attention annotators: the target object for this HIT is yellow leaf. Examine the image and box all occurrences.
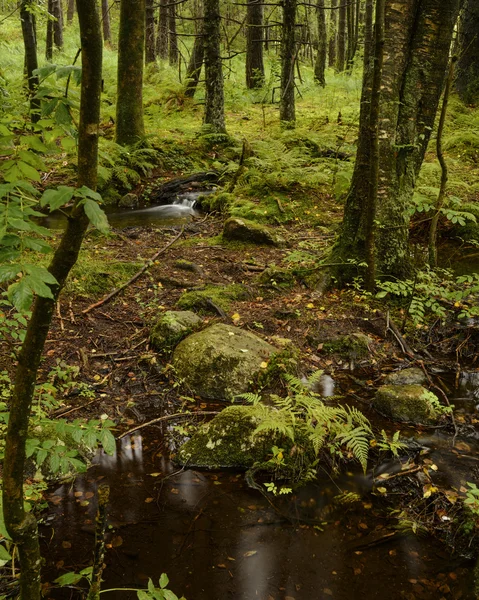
[243,550,257,557]
[376,487,387,494]
[231,312,241,322]
[260,361,268,369]
[306,303,314,309]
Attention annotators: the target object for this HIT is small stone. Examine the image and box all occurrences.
[118,193,139,209]
[384,367,427,386]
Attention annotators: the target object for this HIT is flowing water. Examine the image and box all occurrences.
[41,374,479,600]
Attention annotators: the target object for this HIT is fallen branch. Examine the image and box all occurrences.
[117,410,219,439]
[82,227,184,315]
[377,310,415,358]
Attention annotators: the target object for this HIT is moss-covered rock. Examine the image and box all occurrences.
[384,368,427,386]
[172,323,277,400]
[257,266,296,290]
[223,217,286,247]
[323,333,371,360]
[150,310,203,351]
[177,284,249,314]
[118,192,139,209]
[373,384,441,424]
[176,405,271,468]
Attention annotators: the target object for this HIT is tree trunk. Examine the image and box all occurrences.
[203,0,226,133]
[456,0,479,104]
[145,0,156,63]
[328,0,337,67]
[2,3,102,600]
[116,0,145,145]
[363,0,373,71]
[246,0,265,88]
[185,27,204,97]
[53,0,64,50]
[20,0,40,122]
[336,0,346,72]
[346,0,354,68]
[46,0,54,60]
[102,0,111,44]
[168,3,178,66]
[67,0,75,23]
[334,0,462,280]
[280,0,296,125]
[314,0,327,86]
[156,0,168,59]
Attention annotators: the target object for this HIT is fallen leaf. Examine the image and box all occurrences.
[145,497,154,503]
[260,361,268,369]
[62,541,71,549]
[243,550,257,557]
[111,536,123,548]
[354,568,361,575]
[148,473,161,477]
[85,492,94,499]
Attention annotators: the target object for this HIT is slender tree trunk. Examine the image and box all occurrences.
[363,0,373,71]
[203,0,226,132]
[328,0,337,67]
[46,0,54,60]
[185,27,204,97]
[101,0,111,44]
[314,0,327,86]
[67,0,75,23]
[20,0,40,122]
[246,0,265,88]
[53,0,64,50]
[365,0,385,291]
[156,0,168,59]
[280,0,296,125]
[346,0,354,68]
[145,0,156,63]
[456,0,479,104]
[116,0,145,145]
[168,3,178,66]
[336,0,346,72]
[2,3,102,600]
[334,0,462,280]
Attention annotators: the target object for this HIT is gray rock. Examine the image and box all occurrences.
[223,217,285,247]
[172,323,277,400]
[384,367,427,386]
[118,193,139,209]
[373,384,441,424]
[150,310,203,351]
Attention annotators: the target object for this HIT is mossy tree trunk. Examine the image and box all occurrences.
[363,0,373,70]
[101,0,111,44]
[246,0,265,89]
[456,0,479,104]
[280,0,296,125]
[336,0,346,72]
[2,3,102,599]
[53,0,63,50]
[185,25,204,97]
[67,0,75,24]
[334,0,462,282]
[20,0,40,122]
[156,0,169,59]
[328,0,337,67]
[116,0,145,146]
[203,0,226,133]
[346,0,354,68]
[145,0,156,63]
[169,3,179,66]
[314,0,327,86]
[46,0,54,60]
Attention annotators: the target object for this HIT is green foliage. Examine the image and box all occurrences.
[464,482,479,516]
[374,430,406,458]
[97,141,158,195]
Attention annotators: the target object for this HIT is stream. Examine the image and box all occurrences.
[41,373,479,600]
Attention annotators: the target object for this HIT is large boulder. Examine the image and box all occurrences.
[172,323,277,400]
[384,367,427,386]
[222,217,285,247]
[373,384,441,424]
[176,405,270,468]
[150,310,203,351]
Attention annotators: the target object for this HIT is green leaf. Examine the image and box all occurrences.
[49,452,61,474]
[54,572,83,586]
[0,264,21,283]
[24,135,49,153]
[159,573,169,589]
[0,545,11,562]
[17,161,41,182]
[40,186,75,211]
[8,279,34,312]
[23,237,52,253]
[22,275,54,300]
[163,591,179,600]
[55,102,72,126]
[7,218,32,232]
[76,186,102,202]
[99,429,116,455]
[83,198,109,233]
[24,264,57,285]
[18,150,45,170]
[25,438,40,458]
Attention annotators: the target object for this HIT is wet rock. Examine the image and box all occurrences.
[384,367,427,386]
[223,217,286,247]
[373,384,441,424]
[118,192,139,209]
[176,405,271,468]
[172,323,277,400]
[150,310,203,351]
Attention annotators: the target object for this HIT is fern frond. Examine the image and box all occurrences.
[336,426,370,473]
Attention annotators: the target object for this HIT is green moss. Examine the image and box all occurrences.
[150,310,203,351]
[373,385,441,424]
[257,266,296,290]
[63,256,142,297]
[177,284,250,314]
[323,333,371,359]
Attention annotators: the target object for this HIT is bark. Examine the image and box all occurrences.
[363,0,373,71]
[314,0,327,86]
[203,0,226,133]
[145,0,156,63]
[334,0,462,280]
[185,27,204,98]
[328,0,337,67]
[456,0,479,104]
[246,0,265,88]
[156,0,168,59]
[46,0,54,60]
[116,0,145,145]
[336,0,346,72]
[67,0,75,23]
[168,3,178,66]
[280,0,296,125]
[3,3,102,600]
[20,0,40,122]
[102,0,111,44]
[346,0,354,68]
[53,0,63,49]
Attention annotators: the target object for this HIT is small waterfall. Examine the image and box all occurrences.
[173,192,199,209]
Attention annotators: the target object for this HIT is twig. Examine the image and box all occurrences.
[373,465,421,483]
[82,228,184,315]
[117,411,219,439]
[377,310,415,358]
